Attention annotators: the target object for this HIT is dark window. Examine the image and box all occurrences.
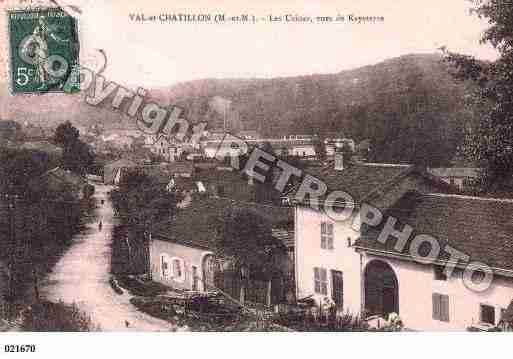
[432,293,450,322]
[331,270,343,308]
[500,308,507,324]
[314,267,328,295]
[161,256,169,278]
[434,266,447,281]
[192,266,198,291]
[481,304,495,325]
[172,259,182,278]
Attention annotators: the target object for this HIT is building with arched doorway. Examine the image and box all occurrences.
[149,197,294,305]
[294,163,445,320]
[294,162,513,330]
[363,260,399,318]
[295,162,513,330]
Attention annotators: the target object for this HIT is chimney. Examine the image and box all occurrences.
[334,140,344,171]
[334,150,344,171]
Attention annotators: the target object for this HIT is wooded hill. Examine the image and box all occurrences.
[165,53,473,166]
[1,53,473,166]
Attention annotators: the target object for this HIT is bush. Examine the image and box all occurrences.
[276,307,371,331]
[83,184,95,198]
[21,300,97,331]
[115,275,168,297]
[130,297,177,321]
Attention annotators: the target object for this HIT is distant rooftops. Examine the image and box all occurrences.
[428,167,481,178]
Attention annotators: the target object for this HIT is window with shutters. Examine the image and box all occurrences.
[173,259,182,277]
[321,222,334,250]
[480,304,495,325]
[432,293,450,322]
[191,266,198,291]
[160,254,171,279]
[434,266,447,281]
[170,257,185,283]
[331,270,344,308]
[314,267,328,295]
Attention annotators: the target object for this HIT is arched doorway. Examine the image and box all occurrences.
[364,260,399,318]
[201,254,217,291]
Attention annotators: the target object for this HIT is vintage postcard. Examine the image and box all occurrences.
[0,0,512,357]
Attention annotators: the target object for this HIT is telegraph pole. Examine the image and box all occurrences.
[3,193,19,319]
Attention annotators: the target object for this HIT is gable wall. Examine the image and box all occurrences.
[150,238,212,291]
[295,206,362,315]
[294,172,452,319]
[363,253,513,331]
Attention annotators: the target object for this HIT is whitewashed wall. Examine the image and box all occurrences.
[364,254,513,331]
[295,206,362,315]
[295,206,513,331]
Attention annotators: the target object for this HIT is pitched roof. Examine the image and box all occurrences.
[31,167,86,194]
[296,162,418,204]
[43,167,86,186]
[140,162,194,183]
[152,198,293,250]
[356,192,513,273]
[194,170,256,202]
[238,130,260,139]
[161,162,194,175]
[104,158,139,169]
[172,177,199,192]
[103,158,139,184]
[20,141,63,155]
[428,167,481,178]
[272,228,294,249]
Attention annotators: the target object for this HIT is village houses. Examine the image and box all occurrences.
[99,129,513,331]
[293,152,513,331]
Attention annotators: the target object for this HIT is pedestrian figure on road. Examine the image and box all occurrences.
[98,220,103,231]
[101,199,105,206]
[125,320,130,328]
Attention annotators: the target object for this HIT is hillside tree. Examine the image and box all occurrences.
[53,121,94,175]
[210,208,283,304]
[444,0,513,190]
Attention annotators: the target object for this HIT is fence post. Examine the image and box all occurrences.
[266,280,272,307]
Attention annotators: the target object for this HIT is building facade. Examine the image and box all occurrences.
[294,162,513,330]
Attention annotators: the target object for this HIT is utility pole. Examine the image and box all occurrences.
[144,219,152,280]
[32,268,40,302]
[4,193,18,319]
[223,107,227,133]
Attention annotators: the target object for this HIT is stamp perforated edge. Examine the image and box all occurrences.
[6,6,80,95]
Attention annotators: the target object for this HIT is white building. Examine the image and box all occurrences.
[144,135,184,162]
[294,160,513,330]
[428,167,480,192]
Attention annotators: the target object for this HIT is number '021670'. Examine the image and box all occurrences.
[4,344,36,353]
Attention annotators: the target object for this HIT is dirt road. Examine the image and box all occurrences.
[40,184,175,331]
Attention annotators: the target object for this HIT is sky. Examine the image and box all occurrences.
[0,0,501,87]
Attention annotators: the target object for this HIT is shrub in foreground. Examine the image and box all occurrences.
[21,300,97,332]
